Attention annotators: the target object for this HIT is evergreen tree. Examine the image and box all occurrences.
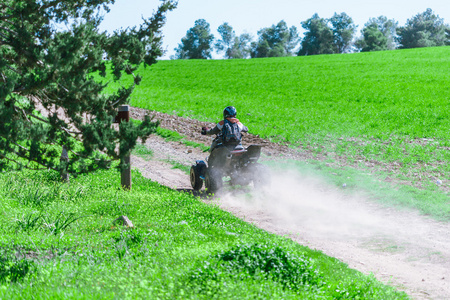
[250,20,299,58]
[355,24,389,52]
[446,28,450,45]
[215,23,252,59]
[365,16,398,50]
[298,14,334,56]
[215,23,234,56]
[397,8,448,48]
[329,12,357,53]
[228,33,252,59]
[174,19,214,59]
[0,0,176,175]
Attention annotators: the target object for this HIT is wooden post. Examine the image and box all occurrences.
[121,154,131,191]
[117,105,131,190]
[60,145,69,182]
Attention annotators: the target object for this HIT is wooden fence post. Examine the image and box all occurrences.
[60,145,69,182]
[116,105,131,190]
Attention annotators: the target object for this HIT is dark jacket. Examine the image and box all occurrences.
[206,117,248,136]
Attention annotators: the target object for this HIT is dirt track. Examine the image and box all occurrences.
[131,107,450,300]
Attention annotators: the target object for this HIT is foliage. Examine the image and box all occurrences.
[0,0,176,175]
[0,169,408,298]
[190,243,324,294]
[250,21,299,58]
[362,16,398,50]
[355,16,399,52]
[446,28,450,45]
[0,256,35,284]
[298,14,335,55]
[173,19,215,59]
[355,24,389,52]
[329,12,357,53]
[397,8,449,48]
[215,23,252,59]
[299,12,356,55]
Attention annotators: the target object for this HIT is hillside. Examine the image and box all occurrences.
[114,47,450,216]
[129,46,450,143]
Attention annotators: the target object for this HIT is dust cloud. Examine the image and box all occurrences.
[215,167,450,299]
[219,169,386,242]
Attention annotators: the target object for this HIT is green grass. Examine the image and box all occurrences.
[0,169,408,299]
[109,47,450,179]
[131,118,209,152]
[102,46,450,219]
[132,144,153,160]
[156,127,209,152]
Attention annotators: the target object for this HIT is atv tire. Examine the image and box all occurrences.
[205,168,222,194]
[190,164,203,190]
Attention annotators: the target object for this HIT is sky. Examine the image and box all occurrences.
[98,0,450,59]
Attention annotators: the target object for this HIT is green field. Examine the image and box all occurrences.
[103,46,450,218]
[5,46,448,298]
[119,47,450,178]
[0,169,408,299]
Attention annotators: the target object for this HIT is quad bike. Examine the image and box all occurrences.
[190,142,270,194]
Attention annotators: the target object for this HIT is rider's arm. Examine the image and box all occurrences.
[238,123,248,133]
[206,124,221,135]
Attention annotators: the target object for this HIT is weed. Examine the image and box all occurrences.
[43,211,88,235]
[191,243,323,292]
[132,144,153,160]
[165,159,190,174]
[15,211,43,232]
[19,185,54,207]
[0,257,35,283]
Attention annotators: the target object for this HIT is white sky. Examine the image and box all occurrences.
[99,0,450,59]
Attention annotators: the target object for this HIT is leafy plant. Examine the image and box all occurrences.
[43,211,88,235]
[0,257,35,284]
[191,243,324,292]
[19,185,54,207]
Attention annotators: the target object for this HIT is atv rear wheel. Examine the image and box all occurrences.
[190,164,203,190]
[205,168,222,194]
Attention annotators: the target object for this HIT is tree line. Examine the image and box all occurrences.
[172,8,450,59]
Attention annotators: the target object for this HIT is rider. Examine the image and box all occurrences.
[201,106,248,153]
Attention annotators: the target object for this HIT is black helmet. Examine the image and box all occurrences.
[223,106,237,119]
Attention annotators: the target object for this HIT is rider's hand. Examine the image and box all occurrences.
[201,127,208,135]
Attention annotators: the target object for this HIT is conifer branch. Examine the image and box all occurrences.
[0,154,47,171]
[0,0,176,174]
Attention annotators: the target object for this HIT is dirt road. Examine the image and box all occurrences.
[131,108,450,300]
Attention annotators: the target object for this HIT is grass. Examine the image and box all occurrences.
[100,46,450,219]
[105,46,450,186]
[131,144,153,160]
[0,169,408,299]
[132,116,450,220]
[131,118,209,153]
[156,127,209,152]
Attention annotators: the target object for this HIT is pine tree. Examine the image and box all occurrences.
[0,0,177,176]
[173,19,214,59]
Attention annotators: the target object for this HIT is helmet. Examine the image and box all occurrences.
[223,106,237,119]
